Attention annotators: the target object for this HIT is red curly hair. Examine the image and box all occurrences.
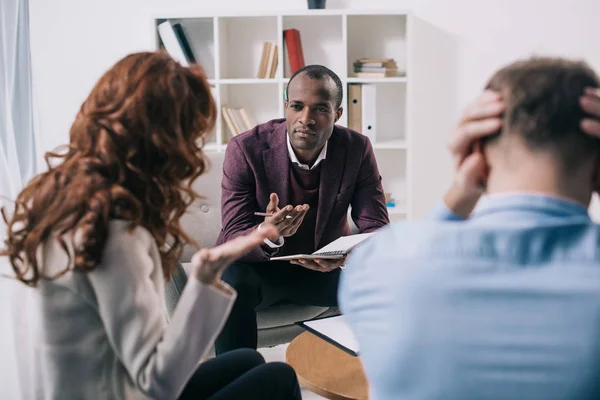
[1,51,216,285]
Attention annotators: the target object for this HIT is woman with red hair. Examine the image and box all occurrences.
[1,51,301,400]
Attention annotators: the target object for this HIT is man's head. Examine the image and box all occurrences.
[285,65,343,160]
[482,57,600,202]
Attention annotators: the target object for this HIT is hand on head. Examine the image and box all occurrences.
[580,88,600,137]
[263,193,309,239]
[449,90,504,195]
[447,87,600,215]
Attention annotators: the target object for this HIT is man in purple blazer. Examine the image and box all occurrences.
[214,65,390,354]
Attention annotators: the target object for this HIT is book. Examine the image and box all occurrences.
[271,45,279,78]
[157,21,190,67]
[222,106,238,137]
[354,71,400,78]
[230,108,246,135]
[270,233,374,261]
[239,108,257,131]
[353,61,395,68]
[258,42,272,78]
[357,58,394,63]
[173,23,196,63]
[354,67,398,73]
[283,29,305,75]
[266,44,278,79]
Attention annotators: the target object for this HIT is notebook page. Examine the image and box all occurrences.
[313,232,375,255]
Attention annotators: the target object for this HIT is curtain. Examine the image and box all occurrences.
[0,0,40,398]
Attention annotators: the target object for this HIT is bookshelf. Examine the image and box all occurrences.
[152,10,455,221]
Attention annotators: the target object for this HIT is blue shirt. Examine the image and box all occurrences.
[340,194,600,400]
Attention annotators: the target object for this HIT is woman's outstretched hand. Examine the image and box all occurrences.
[192,224,278,285]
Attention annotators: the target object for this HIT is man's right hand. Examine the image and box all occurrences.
[444,90,505,217]
[445,87,600,217]
[263,193,309,239]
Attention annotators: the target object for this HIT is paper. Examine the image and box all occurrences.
[303,315,360,355]
[314,233,374,255]
[270,233,375,261]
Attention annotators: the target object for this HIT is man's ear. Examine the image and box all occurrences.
[284,100,289,110]
[334,107,344,123]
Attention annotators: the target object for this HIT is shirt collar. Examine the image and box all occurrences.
[286,132,328,170]
[472,192,590,220]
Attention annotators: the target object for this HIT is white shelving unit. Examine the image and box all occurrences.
[153,10,455,221]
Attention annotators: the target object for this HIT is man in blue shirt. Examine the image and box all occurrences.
[340,57,600,400]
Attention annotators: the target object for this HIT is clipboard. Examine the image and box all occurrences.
[297,315,359,357]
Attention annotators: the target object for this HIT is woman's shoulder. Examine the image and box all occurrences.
[102,220,162,264]
[94,220,162,279]
[106,220,154,249]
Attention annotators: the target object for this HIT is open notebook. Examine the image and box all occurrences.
[269,232,374,261]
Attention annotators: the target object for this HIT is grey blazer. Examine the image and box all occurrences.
[35,220,235,399]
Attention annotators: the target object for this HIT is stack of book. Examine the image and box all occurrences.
[222,106,257,137]
[257,42,278,78]
[353,58,399,78]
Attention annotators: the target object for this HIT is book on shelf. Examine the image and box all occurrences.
[353,58,402,78]
[257,42,270,78]
[157,21,196,66]
[266,44,278,78]
[172,23,196,63]
[354,71,400,78]
[239,108,257,130]
[222,106,257,137]
[283,29,305,75]
[222,107,237,137]
[257,42,278,78]
[231,109,246,134]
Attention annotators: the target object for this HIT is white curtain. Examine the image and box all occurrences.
[0,0,40,398]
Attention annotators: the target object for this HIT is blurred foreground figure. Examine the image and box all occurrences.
[341,57,600,400]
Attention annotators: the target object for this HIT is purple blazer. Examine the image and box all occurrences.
[216,118,390,262]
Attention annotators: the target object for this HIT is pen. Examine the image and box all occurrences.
[254,212,293,219]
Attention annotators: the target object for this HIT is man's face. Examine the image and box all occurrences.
[285,72,343,152]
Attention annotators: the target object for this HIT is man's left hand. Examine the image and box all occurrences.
[289,257,345,272]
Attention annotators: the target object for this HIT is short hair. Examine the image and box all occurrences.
[485,57,600,172]
[286,65,343,109]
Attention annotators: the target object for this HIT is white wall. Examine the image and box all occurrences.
[28,0,600,215]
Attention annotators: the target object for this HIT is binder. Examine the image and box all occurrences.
[361,84,377,143]
[348,84,362,133]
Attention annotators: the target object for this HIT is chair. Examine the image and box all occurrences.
[165,151,339,348]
